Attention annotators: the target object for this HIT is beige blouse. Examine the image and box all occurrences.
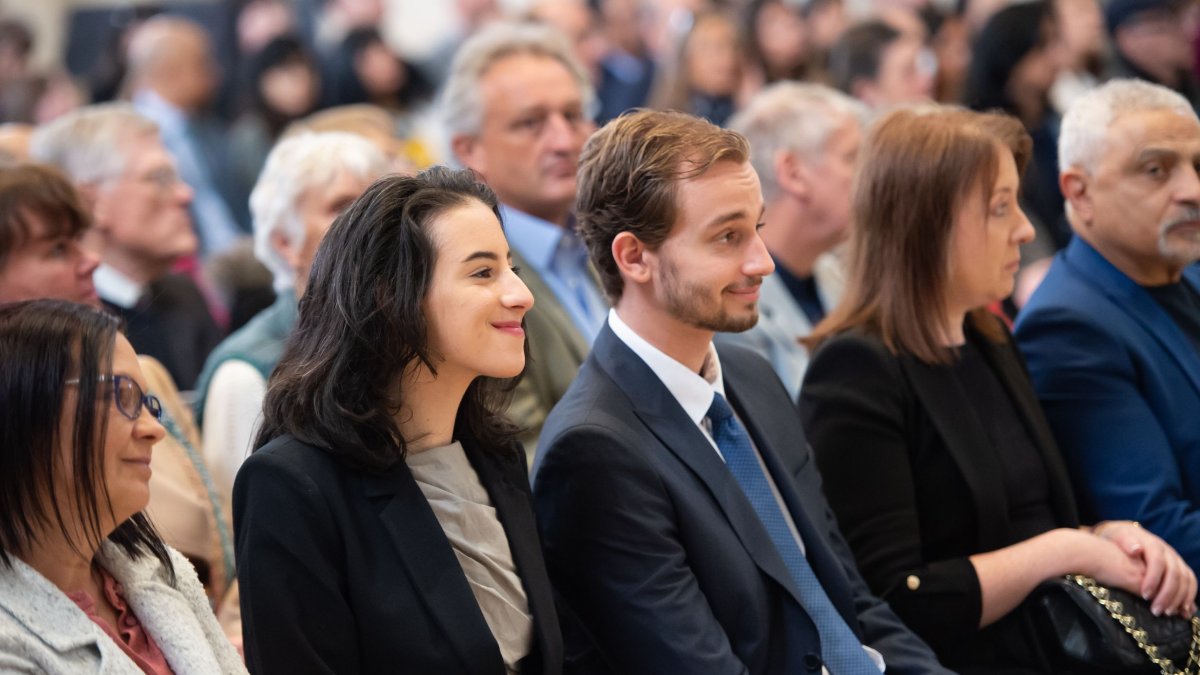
[406,442,533,674]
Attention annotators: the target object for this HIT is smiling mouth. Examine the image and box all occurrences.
[492,321,525,336]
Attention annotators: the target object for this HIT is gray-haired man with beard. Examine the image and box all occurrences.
[1016,78,1200,577]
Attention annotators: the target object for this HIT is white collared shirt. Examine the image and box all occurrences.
[607,308,886,673]
[93,264,144,309]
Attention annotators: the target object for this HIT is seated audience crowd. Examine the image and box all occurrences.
[2,0,1200,673]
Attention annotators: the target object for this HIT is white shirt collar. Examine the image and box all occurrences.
[93,264,144,309]
[607,308,725,425]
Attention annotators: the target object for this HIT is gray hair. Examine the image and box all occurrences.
[29,103,160,184]
[251,131,390,292]
[1059,79,1197,174]
[729,82,866,201]
[439,21,595,144]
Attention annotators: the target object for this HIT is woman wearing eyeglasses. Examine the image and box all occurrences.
[0,299,246,674]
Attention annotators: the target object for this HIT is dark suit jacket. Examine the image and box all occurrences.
[532,323,949,675]
[234,431,562,675]
[1015,237,1200,575]
[104,273,223,391]
[799,314,1079,672]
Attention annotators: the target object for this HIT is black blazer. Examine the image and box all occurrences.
[533,323,950,675]
[234,430,562,675]
[799,315,1079,672]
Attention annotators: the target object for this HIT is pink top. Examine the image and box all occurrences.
[67,566,176,675]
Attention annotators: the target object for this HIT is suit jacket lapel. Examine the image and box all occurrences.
[1067,238,1200,399]
[722,359,862,631]
[899,355,1012,551]
[463,437,562,674]
[592,327,807,609]
[364,463,501,675]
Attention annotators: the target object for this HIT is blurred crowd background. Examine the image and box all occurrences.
[0,0,1195,328]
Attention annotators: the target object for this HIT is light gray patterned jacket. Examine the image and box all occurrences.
[0,540,245,674]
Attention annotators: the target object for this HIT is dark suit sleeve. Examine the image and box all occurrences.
[234,448,361,675]
[535,425,750,675]
[799,335,983,651]
[1017,305,1200,571]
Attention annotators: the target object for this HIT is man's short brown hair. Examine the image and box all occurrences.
[0,163,90,270]
[575,109,749,300]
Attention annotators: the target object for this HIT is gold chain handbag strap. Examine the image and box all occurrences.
[1067,574,1200,675]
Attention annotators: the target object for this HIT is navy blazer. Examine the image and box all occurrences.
[234,431,562,675]
[1015,237,1200,574]
[532,323,949,675]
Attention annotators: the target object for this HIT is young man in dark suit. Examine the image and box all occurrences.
[532,109,950,675]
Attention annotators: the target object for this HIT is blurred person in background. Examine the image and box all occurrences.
[1106,0,1200,110]
[528,0,608,85]
[1049,0,1106,114]
[443,21,604,453]
[829,20,933,113]
[742,0,811,87]
[127,15,246,255]
[15,148,236,618]
[229,35,322,222]
[593,0,658,123]
[194,131,389,505]
[717,82,864,398]
[965,0,1069,255]
[0,300,246,674]
[649,9,745,127]
[32,103,223,391]
[0,123,31,163]
[324,26,433,114]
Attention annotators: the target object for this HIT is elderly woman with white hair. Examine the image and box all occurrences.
[193,131,390,502]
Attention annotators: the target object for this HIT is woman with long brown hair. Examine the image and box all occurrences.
[799,107,1196,673]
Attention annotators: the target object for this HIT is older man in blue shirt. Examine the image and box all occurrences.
[443,22,606,451]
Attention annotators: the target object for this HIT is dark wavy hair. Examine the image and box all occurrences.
[0,299,173,576]
[256,167,522,471]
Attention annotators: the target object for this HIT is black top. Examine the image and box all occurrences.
[800,314,1081,674]
[952,340,1058,542]
[1144,278,1200,358]
[773,259,827,326]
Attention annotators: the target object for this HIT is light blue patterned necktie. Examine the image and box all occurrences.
[707,393,881,674]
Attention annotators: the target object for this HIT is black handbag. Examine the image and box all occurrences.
[1035,574,1200,674]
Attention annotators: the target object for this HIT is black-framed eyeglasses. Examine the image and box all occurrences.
[66,375,163,421]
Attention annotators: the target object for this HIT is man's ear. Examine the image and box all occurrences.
[612,231,651,286]
[81,183,114,234]
[852,78,877,108]
[773,149,809,200]
[451,134,484,176]
[270,230,301,271]
[1060,168,1092,226]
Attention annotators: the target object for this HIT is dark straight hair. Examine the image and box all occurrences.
[0,299,173,575]
[256,167,522,471]
[807,108,1031,364]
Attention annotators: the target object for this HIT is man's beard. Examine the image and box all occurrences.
[1158,206,1200,265]
[659,254,761,333]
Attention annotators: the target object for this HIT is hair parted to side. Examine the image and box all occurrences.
[807,107,1031,364]
[256,167,522,471]
[575,109,749,301]
[0,299,173,575]
[439,21,596,144]
[0,163,91,269]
